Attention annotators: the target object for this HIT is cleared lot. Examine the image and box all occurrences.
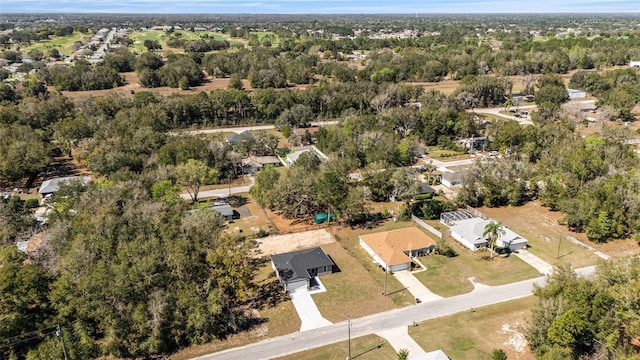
[251,229,336,258]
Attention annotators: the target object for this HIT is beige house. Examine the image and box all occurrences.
[359,227,436,272]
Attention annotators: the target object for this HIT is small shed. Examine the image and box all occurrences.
[314,212,335,224]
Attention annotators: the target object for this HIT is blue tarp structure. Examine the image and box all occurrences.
[313,212,335,224]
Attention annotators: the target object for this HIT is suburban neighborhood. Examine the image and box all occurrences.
[1,9,640,360]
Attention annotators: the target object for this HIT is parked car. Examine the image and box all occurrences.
[488,151,499,157]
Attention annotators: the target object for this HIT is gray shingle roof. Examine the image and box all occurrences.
[271,247,334,283]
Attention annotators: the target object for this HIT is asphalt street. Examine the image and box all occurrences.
[194,266,595,360]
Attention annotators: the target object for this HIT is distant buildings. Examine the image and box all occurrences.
[566,88,587,99]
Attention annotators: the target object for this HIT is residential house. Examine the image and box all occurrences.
[240,155,282,174]
[566,88,587,99]
[210,204,234,222]
[439,170,465,188]
[445,217,527,252]
[271,247,335,291]
[38,176,91,198]
[359,227,437,272]
[226,130,254,145]
[285,149,312,167]
[410,350,451,360]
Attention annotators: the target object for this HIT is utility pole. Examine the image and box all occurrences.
[347,315,352,360]
[557,234,562,259]
[384,264,388,296]
[55,324,68,360]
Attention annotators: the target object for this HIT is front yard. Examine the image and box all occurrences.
[410,296,537,360]
[273,334,396,360]
[413,241,540,297]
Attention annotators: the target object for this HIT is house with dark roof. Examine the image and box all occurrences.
[359,227,436,272]
[210,204,234,222]
[271,247,334,291]
[226,130,254,145]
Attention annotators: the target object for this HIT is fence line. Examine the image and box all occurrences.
[411,215,445,238]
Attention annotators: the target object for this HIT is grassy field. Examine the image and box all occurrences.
[273,335,396,360]
[313,242,415,322]
[478,202,607,268]
[410,296,537,360]
[17,33,91,56]
[413,239,540,297]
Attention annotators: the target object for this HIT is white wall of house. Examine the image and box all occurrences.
[360,238,386,268]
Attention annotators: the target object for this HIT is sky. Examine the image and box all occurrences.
[1,0,639,14]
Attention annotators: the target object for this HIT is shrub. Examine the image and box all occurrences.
[434,240,458,257]
[24,198,40,209]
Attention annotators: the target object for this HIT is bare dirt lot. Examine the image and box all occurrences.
[252,229,336,258]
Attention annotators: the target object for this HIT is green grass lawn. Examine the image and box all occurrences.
[17,33,91,56]
[413,238,540,297]
[273,335,396,360]
[410,296,536,359]
[313,242,415,322]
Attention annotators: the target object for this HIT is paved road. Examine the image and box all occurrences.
[193,266,595,360]
[472,99,597,125]
[180,177,255,200]
[183,120,340,135]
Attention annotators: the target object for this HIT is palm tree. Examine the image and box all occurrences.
[483,221,505,260]
[398,348,410,360]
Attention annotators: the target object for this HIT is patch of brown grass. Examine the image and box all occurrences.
[273,334,396,360]
[410,296,537,360]
[313,242,413,322]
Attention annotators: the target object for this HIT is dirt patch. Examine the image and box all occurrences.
[265,210,326,233]
[501,322,528,354]
[252,229,336,258]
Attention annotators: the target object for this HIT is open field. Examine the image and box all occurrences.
[14,33,91,56]
[313,242,414,322]
[413,240,540,297]
[273,334,396,360]
[128,30,233,53]
[478,201,636,267]
[410,296,537,360]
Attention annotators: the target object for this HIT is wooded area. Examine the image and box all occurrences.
[1,13,640,359]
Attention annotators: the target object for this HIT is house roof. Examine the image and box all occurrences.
[409,349,450,360]
[285,149,311,164]
[271,247,334,284]
[38,176,90,195]
[226,130,254,144]
[450,218,526,248]
[210,204,234,217]
[359,227,437,267]
[241,155,281,168]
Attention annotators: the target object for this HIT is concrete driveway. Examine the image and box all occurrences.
[289,286,332,332]
[393,270,443,303]
[376,326,426,358]
[513,249,554,276]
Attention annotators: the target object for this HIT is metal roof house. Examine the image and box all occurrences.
[445,216,527,252]
[271,247,334,291]
[38,176,91,197]
[566,88,587,99]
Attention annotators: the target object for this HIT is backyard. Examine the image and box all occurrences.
[478,201,634,267]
